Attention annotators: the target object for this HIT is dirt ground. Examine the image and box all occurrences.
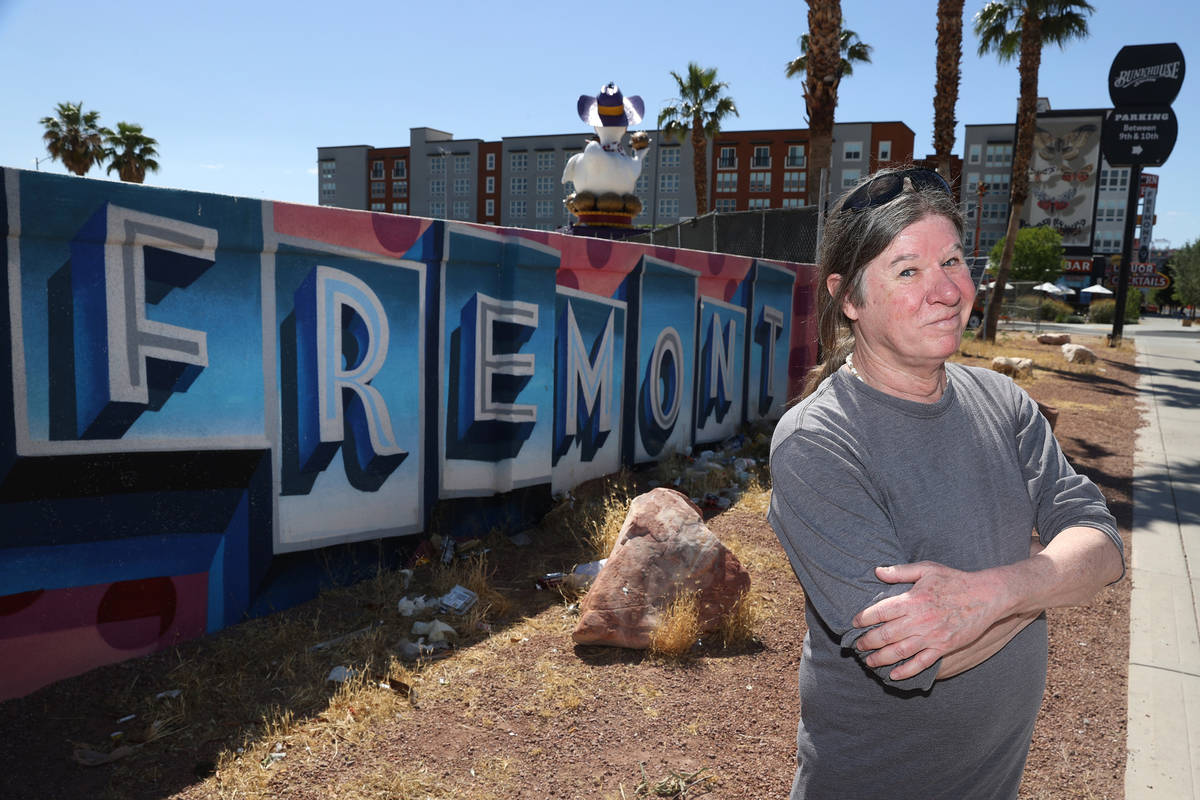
[0,332,1137,800]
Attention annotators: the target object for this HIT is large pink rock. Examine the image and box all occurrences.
[571,488,750,649]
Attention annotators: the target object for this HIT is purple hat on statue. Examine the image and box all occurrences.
[578,83,645,128]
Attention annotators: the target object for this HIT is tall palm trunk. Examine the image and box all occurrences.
[805,0,842,208]
[983,10,1043,341]
[692,113,710,215]
[932,0,965,182]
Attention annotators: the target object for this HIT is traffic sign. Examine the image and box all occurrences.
[1109,43,1186,106]
[1101,107,1178,166]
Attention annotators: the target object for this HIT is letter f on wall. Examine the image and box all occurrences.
[294,266,405,480]
[70,205,216,438]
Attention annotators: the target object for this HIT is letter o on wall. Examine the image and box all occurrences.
[649,326,682,431]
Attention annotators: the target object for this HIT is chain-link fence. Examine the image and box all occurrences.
[626,207,819,264]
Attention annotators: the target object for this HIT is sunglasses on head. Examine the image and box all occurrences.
[841,168,952,213]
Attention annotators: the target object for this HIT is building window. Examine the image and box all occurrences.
[965,172,980,194]
[748,198,770,209]
[370,202,385,211]
[430,156,445,175]
[963,201,977,220]
[843,141,863,161]
[371,181,385,198]
[783,171,806,192]
[510,152,528,171]
[659,173,679,193]
[878,140,892,162]
[453,178,470,195]
[393,181,408,197]
[1097,198,1125,222]
[319,159,336,179]
[752,146,771,168]
[985,144,1013,166]
[509,199,527,217]
[536,151,555,170]
[968,144,982,164]
[660,148,681,168]
[715,198,736,212]
[452,200,469,219]
[979,231,1001,250]
[657,198,679,218]
[536,175,554,194]
[486,152,496,170]
[485,176,495,194]
[485,198,495,216]
[782,197,804,208]
[392,160,407,179]
[635,174,649,193]
[429,201,445,218]
[842,168,862,188]
[392,201,408,214]
[982,202,1009,221]
[716,172,737,193]
[1093,233,1122,252]
[536,200,553,218]
[1100,168,1129,191]
[564,180,575,195]
[718,147,736,169]
[510,177,528,194]
[749,171,771,192]
[371,160,384,179]
[984,173,1010,195]
[430,179,445,197]
[454,154,470,174]
[786,145,805,168]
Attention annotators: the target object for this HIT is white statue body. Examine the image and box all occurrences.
[562,128,647,196]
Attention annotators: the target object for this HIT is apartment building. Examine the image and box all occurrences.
[317,121,913,228]
[960,101,1146,291]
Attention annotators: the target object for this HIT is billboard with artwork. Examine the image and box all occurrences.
[1025,112,1105,254]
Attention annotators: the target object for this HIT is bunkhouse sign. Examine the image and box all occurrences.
[1101,43,1185,168]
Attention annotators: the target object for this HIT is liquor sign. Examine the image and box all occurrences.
[1129,262,1169,289]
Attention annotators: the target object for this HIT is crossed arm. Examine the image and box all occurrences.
[851,526,1124,681]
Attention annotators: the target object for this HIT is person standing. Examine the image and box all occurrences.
[768,167,1124,799]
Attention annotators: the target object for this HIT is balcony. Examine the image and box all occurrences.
[718,156,737,169]
[751,156,771,168]
[786,155,806,167]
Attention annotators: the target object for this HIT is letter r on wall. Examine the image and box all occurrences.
[294,266,404,476]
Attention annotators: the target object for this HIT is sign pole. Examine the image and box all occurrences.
[1110,164,1142,343]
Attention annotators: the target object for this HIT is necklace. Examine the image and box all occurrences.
[845,352,865,382]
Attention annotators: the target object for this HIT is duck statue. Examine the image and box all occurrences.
[562,83,651,228]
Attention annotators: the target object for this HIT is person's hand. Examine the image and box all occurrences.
[851,561,1008,681]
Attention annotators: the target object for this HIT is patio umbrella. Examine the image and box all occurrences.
[1033,282,1064,294]
[1080,283,1114,295]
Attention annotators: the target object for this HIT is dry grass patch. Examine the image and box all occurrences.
[648,592,703,660]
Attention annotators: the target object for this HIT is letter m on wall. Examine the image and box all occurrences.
[70,205,217,439]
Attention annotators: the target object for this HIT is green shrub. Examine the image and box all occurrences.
[1089,299,1116,323]
[1091,292,1143,323]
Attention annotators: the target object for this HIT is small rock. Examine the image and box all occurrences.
[1061,343,1096,364]
[1037,333,1071,345]
[991,356,1034,378]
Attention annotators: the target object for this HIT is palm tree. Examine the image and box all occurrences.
[787,1,859,211]
[105,122,160,183]
[974,0,1094,341]
[39,101,110,176]
[932,0,966,182]
[658,62,739,217]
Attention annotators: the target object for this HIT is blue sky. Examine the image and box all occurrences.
[1,0,1196,248]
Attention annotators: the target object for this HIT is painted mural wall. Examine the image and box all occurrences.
[0,167,817,700]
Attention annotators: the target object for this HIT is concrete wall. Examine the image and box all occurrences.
[0,167,818,699]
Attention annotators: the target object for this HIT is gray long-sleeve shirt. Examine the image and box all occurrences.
[768,362,1122,800]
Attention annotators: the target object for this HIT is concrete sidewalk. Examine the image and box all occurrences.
[1126,319,1200,799]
